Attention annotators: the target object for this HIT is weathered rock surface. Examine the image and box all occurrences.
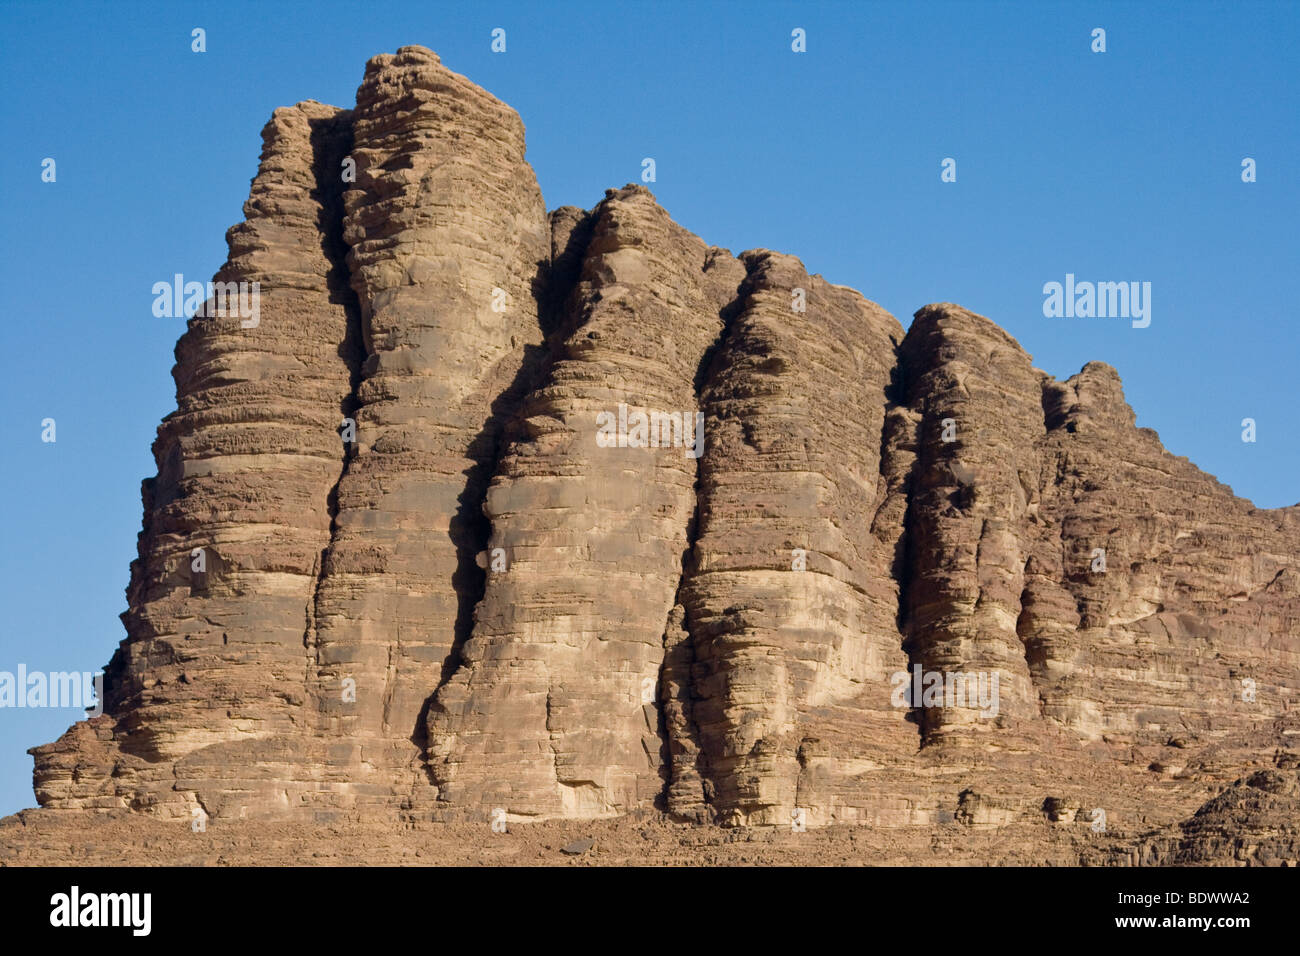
[21,47,1298,863]
[308,45,550,811]
[32,99,360,819]
[428,186,744,818]
[676,252,905,826]
[1146,765,1300,866]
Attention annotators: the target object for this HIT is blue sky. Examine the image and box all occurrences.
[0,0,1296,816]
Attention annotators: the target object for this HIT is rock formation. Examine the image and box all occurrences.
[309,46,550,811]
[22,47,1298,863]
[427,187,744,818]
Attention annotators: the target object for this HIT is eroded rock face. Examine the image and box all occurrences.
[895,304,1045,741]
[427,187,744,819]
[27,47,1298,851]
[677,252,904,826]
[1146,766,1300,866]
[32,99,360,818]
[308,45,550,810]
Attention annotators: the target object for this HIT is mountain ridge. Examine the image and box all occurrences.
[13,46,1297,865]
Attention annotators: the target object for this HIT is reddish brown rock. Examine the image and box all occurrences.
[894,304,1046,741]
[308,47,550,809]
[22,48,1299,865]
[677,252,904,825]
[31,99,359,819]
[427,186,745,818]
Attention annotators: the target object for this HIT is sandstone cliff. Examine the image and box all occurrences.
[22,47,1298,863]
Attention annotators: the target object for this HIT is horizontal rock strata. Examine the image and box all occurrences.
[677,251,905,826]
[308,45,550,810]
[26,46,1298,854]
[33,99,359,818]
[427,186,745,819]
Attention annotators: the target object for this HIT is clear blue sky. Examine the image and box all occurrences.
[1,0,1296,817]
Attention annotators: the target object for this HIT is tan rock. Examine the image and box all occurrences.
[309,46,550,808]
[427,186,745,818]
[23,48,1299,863]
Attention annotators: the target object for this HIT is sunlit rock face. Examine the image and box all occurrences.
[28,49,1299,860]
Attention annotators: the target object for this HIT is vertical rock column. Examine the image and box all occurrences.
[896,304,1043,744]
[32,102,361,816]
[310,47,550,807]
[678,253,904,826]
[428,186,745,819]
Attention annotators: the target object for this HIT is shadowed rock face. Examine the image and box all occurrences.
[27,47,1299,858]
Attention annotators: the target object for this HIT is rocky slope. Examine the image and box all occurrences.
[15,46,1297,864]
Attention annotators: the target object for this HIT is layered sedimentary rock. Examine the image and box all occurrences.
[1148,765,1300,865]
[427,186,745,818]
[25,47,1299,855]
[894,305,1044,742]
[674,252,905,825]
[1023,361,1300,746]
[308,46,550,809]
[32,100,359,818]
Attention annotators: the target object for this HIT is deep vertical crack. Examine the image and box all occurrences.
[303,110,365,729]
[653,253,754,819]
